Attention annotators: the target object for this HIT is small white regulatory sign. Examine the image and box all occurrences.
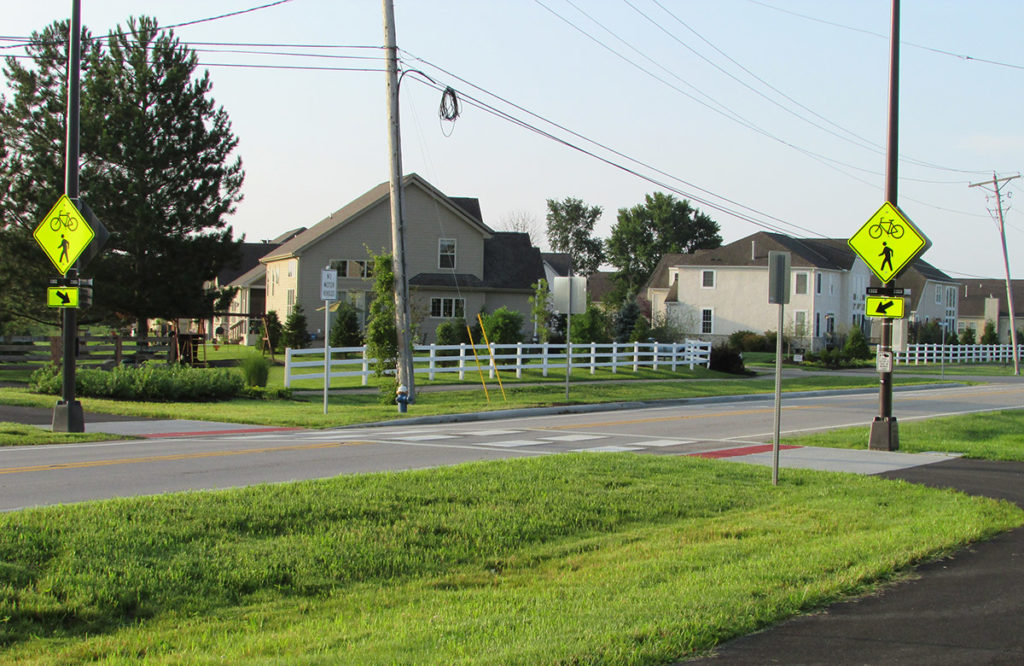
[876,350,893,374]
[321,268,337,301]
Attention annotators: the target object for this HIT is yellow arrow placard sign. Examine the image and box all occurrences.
[848,202,930,284]
[33,195,95,276]
[47,287,80,308]
[865,295,905,319]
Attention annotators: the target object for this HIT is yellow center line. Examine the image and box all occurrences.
[546,405,820,430]
[0,441,376,476]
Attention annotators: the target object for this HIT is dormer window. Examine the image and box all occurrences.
[439,238,456,269]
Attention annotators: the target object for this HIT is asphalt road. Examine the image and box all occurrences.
[2,381,1022,511]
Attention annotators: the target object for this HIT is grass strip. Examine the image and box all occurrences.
[1,453,1020,663]
[786,408,1024,461]
[0,375,948,430]
[0,421,115,446]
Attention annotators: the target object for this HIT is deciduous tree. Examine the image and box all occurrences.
[545,197,604,277]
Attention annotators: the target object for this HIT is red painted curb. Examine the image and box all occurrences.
[690,443,801,459]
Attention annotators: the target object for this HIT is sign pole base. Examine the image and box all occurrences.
[868,416,899,451]
[52,400,84,433]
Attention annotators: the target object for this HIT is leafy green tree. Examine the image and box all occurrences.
[545,197,604,277]
[570,302,610,344]
[628,314,651,343]
[528,279,552,343]
[981,320,999,345]
[364,253,398,397]
[612,299,642,343]
[479,306,524,345]
[606,192,722,301]
[329,300,363,348]
[282,302,309,349]
[958,325,976,345]
[0,17,243,335]
[435,317,470,346]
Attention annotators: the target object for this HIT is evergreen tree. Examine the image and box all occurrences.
[612,299,642,343]
[264,310,283,353]
[843,326,871,360]
[364,253,398,382]
[0,17,243,333]
[981,321,999,344]
[329,300,363,348]
[282,302,309,349]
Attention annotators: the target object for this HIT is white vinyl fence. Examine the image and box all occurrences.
[896,343,1023,365]
[284,340,712,388]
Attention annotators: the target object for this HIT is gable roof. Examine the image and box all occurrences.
[216,241,280,285]
[541,253,570,277]
[260,173,493,263]
[958,279,1024,318]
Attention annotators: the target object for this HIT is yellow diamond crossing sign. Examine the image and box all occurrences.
[33,195,95,276]
[848,202,930,284]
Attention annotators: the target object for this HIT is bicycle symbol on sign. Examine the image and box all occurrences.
[49,210,78,232]
[868,216,903,239]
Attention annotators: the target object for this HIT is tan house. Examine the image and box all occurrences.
[956,279,1024,343]
[645,232,957,352]
[259,174,544,344]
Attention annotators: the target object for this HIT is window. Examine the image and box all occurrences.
[286,289,295,316]
[330,259,373,279]
[794,311,808,337]
[287,260,294,278]
[815,273,822,294]
[935,284,942,304]
[430,297,465,318]
[701,308,713,334]
[815,311,821,337]
[825,313,835,335]
[438,239,456,269]
[701,270,715,288]
[794,272,808,295]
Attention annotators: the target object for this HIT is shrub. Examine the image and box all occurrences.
[239,352,270,388]
[709,344,747,374]
[29,363,244,402]
[329,300,363,348]
[265,311,284,353]
[570,303,610,344]
[728,330,770,352]
[843,327,872,360]
[478,306,524,345]
[981,321,999,345]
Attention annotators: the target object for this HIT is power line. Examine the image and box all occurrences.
[746,0,1024,73]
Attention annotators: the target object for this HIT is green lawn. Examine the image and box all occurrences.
[2,453,1019,664]
[0,374,946,430]
[786,408,1024,461]
[0,422,115,446]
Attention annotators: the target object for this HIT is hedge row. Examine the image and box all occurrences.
[30,363,244,402]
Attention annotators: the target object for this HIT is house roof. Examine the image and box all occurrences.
[410,232,544,292]
[260,173,493,264]
[644,232,956,295]
[957,279,1024,318]
[216,241,280,285]
[587,271,616,303]
[541,252,570,277]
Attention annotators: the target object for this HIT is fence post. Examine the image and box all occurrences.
[361,346,369,386]
[516,342,523,379]
[542,342,549,377]
[284,348,292,388]
[589,342,596,374]
[114,334,122,365]
[458,343,466,380]
[633,341,639,372]
[428,343,436,381]
[653,342,660,371]
[671,342,678,371]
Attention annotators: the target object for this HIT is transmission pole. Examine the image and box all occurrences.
[382,0,415,403]
[969,172,1021,375]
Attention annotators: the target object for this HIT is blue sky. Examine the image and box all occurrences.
[3,1,1023,281]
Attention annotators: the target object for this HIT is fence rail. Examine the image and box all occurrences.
[284,340,712,388]
[896,343,1024,365]
[0,334,175,367]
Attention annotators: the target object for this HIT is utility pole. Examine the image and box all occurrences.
[969,172,1021,376]
[868,0,901,451]
[54,0,84,432]
[382,0,415,402]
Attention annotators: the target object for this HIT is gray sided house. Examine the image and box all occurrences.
[956,279,1024,343]
[259,174,544,344]
[644,231,957,352]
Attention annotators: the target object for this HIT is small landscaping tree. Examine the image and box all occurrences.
[282,302,309,350]
[981,321,999,345]
[478,307,524,345]
[329,300,363,348]
[364,253,398,403]
[628,314,651,343]
[843,326,872,360]
[264,311,283,353]
[528,279,552,343]
[958,325,976,345]
[570,302,610,344]
[612,299,641,343]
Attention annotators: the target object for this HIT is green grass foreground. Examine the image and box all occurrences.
[787,408,1024,461]
[2,454,1020,664]
[0,375,946,430]
[0,422,114,446]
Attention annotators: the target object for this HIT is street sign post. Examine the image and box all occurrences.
[865,295,906,319]
[321,268,337,415]
[767,251,790,487]
[33,194,95,276]
[848,201,930,284]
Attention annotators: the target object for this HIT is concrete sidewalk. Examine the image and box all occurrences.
[687,458,1024,664]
